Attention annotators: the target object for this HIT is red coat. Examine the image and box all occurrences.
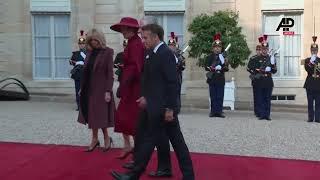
[115,34,144,135]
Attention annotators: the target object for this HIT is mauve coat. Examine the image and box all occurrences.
[115,34,144,135]
[77,47,115,129]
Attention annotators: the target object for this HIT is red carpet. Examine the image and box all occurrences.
[0,142,319,180]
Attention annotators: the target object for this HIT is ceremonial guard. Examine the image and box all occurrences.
[114,40,127,97]
[70,30,86,111]
[303,36,320,123]
[205,33,229,118]
[168,32,186,114]
[247,35,277,120]
[247,37,263,117]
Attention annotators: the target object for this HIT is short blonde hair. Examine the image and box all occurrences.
[86,28,106,48]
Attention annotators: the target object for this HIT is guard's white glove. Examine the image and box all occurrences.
[219,54,225,64]
[265,66,271,72]
[75,61,84,65]
[270,55,276,65]
[310,54,317,64]
[215,65,222,70]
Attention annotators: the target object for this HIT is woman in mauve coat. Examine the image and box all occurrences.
[78,28,115,152]
[110,17,144,158]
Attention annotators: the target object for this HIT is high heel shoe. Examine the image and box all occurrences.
[103,137,113,152]
[116,148,133,159]
[84,141,100,152]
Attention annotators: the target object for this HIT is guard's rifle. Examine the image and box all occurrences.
[176,45,189,71]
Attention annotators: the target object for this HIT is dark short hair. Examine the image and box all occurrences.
[141,24,164,41]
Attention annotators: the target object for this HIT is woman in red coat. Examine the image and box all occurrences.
[111,17,144,158]
[78,28,115,152]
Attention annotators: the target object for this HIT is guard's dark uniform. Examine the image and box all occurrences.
[168,32,185,114]
[205,33,229,118]
[303,36,320,122]
[247,37,263,117]
[114,40,127,98]
[247,35,277,120]
[247,41,262,117]
[70,30,86,110]
[114,40,127,82]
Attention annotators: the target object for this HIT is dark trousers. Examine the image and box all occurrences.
[257,87,273,118]
[306,89,320,122]
[252,85,259,116]
[209,83,225,114]
[74,79,81,109]
[133,110,194,180]
[133,111,171,171]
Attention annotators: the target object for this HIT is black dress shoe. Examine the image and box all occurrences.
[148,170,172,177]
[110,171,139,180]
[209,113,214,117]
[315,120,320,123]
[122,162,135,170]
[214,113,225,118]
[265,117,272,121]
[259,117,265,120]
[307,119,314,122]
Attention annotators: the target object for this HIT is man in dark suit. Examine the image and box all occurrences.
[111,24,195,180]
[121,17,172,178]
[123,48,172,178]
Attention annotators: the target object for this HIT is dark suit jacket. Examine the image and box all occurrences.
[141,43,178,118]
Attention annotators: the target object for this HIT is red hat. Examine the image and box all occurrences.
[168,32,178,46]
[256,36,264,50]
[311,36,318,50]
[78,30,86,44]
[110,17,140,33]
[212,33,222,47]
[261,34,269,48]
[258,36,264,43]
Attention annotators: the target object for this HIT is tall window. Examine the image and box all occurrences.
[263,12,302,79]
[145,13,185,48]
[32,14,71,79]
